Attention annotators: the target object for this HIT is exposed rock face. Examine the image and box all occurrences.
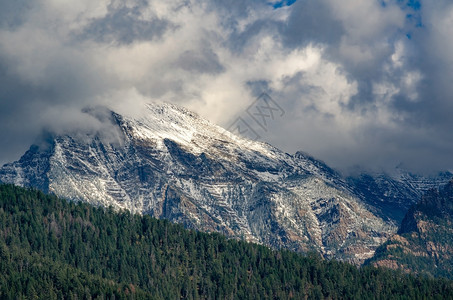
[347,171,452,223]
[367,180,453,278]
[0,103,396,264]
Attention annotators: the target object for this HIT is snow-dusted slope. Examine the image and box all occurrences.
[1,102,395,263]
[348,170,452,223]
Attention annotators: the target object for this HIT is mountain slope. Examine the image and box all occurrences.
[366,180,453,279]
[0,103,394,263]
[348,171,452,223]
[2,184,453,299]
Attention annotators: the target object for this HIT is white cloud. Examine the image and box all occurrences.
[1,0,453,173]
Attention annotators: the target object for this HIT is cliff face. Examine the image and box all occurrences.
[367,180,453,278]
[0,103,394,264]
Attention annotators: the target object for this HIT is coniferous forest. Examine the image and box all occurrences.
[1,184,452,299]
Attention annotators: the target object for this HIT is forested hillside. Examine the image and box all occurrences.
[1,184,452,299]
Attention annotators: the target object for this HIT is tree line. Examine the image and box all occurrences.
[0,184,452,299]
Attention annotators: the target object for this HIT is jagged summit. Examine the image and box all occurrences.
[120,102,281,158]
[0,102,404,263]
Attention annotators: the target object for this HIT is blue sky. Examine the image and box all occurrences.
[0,0,453,174]
[271,0,298,9]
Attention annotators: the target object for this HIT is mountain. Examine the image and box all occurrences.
[347,170,452,223]
[2,184,453,299]
[366,180,453,279]
[0,102,395,264]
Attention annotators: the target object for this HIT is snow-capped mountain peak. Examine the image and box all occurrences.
[1,101,434,264]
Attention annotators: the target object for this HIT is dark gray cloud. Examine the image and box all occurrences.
[280,0,344,47]
[1,0,453,174]
[0,47,111,164]
[80,1,175,45]
[175,45,225,74]
[0,0,33,30]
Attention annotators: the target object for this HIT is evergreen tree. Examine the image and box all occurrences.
[0,184,452,299]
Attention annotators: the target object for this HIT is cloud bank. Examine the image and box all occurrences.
[1,0,452,174]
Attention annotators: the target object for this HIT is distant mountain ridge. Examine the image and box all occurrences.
[347,171,452,223]
[367,180,453,278]
[0,102,450,263]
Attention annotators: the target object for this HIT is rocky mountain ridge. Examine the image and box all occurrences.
[367,180,453,278]
[0,102,450,264]
[347,171,452,223]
